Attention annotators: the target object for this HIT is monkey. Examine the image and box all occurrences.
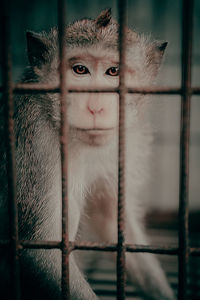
[0,9,176,300]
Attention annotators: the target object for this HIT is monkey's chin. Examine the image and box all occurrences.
[75,128,115,146]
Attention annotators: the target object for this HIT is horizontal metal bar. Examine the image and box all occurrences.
[190,247,200,256]
[1,240,200,256]
[0,84,200,95]
[126,245,178,255]
[21,241,62,249]
[0,240,62,249]
[73,243,179,255]
[193,87,200,94]
[93,290,143,297]
[72,242,117,252]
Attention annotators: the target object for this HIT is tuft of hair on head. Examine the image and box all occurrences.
[95,8,112,28]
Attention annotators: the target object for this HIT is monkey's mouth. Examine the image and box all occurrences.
[73,127,115,146]
[76,128,114,135]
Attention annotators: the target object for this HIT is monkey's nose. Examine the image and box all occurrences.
[87,106,104,115]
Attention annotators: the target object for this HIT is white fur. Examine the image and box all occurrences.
[43,46,176,299]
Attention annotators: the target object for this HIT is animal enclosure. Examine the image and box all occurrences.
[0,0,200,299]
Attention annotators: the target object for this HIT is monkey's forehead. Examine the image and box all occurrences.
[64,19,138,49]
[66,46,119,63]
[47,16,139,51]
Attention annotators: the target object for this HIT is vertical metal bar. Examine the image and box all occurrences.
[58,0,70,299]
[117,0,127,299]
[1,1,21,299]
[178,0,193,299]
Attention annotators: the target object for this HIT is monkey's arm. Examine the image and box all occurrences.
[13,98,98,299]
[18,249,97,300]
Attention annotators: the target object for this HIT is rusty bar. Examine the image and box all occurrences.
[72,242,179,255]
[1,1,21,299]
[125,245,179,255]
[178,0,194,299]
[20,241,62,249]
[1,84,200,95]
[117,0,127,299]
[192,87,200,94]
[12,85,182,95]
[1,239,200,256]
[190,248,200,256]
[57,0,70,299]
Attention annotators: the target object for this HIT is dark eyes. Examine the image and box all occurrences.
[72,65,119,76]
[105,67,119,76]
[72,65,89,75]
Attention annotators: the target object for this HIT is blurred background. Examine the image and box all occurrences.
[3,0,199,213]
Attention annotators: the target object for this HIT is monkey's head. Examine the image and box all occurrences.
[26,9,167,146]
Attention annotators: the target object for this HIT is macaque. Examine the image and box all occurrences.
[0,9,175,300]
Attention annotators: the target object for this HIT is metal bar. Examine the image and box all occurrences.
[193,87,200,95]
[20,241,62,249]
[93,290,156,298]
[1,240,200,257]
[190,248,200,256]
[178,0,194,299]
[117,0,127,299]
[72,242,179,255]
[4,84,200,94]
[1,84,200,95]
[11,85,184,95]
[125,245,179,255]
[1,1,21,299]
[0,1,197,299]
[57,0,70,299]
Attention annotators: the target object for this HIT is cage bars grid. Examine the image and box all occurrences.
[178,0,194,299]
[0,0,199,299]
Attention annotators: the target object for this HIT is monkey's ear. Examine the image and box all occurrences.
[95,8,112,28]
[26,31,51,66]
[148,41,168,75]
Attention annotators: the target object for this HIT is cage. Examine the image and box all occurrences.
[0,0,200,299]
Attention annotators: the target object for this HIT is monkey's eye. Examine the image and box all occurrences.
[72,65,89,75]
[106,67,119,76]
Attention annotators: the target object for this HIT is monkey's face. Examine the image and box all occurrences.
[66,47,119,146]
[26,22,167,147]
